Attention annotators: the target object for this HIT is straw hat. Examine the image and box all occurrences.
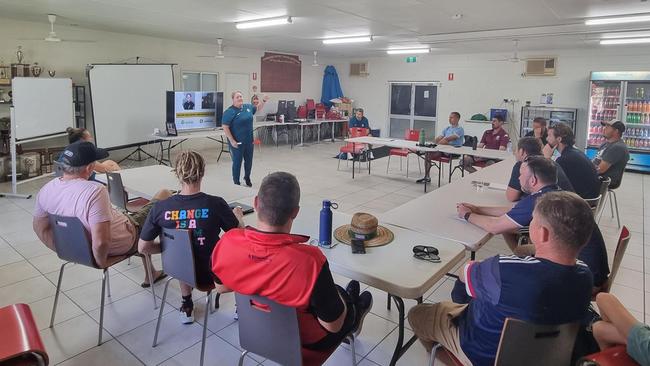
[333,212,394,247]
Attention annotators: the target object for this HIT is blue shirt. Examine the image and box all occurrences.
[349,116,369,129]
[459,255,593,366]
[222,103,256,144]
[505,185,559,227]
[628,322,650,366]
[441,125,464,147]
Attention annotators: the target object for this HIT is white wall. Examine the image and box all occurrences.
[337,47,650,149]
[0,17,335,153]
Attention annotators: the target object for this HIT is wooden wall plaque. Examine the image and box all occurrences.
[260,52,301,92]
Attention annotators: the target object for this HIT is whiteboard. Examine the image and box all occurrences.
[12,78,74,141]
[88,64,174,149]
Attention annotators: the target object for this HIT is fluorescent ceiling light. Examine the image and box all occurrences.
[323,36,372,44]
[386,48,430,55]
[585,14,650,26]
[600,37,650,45]
[236,16,292,29]
[601,31,650,39]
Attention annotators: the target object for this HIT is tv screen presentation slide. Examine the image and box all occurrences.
[171,91,218,130]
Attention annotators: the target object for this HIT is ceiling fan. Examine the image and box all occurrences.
[489,39,529,63]
[197,38,247,59]
[19,14,95,43]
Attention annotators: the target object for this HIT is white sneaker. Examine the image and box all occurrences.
[179,306,194,324]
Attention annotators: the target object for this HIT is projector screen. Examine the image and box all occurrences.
[88,64,174,149]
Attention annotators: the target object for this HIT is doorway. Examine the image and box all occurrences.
[388,82,438,139]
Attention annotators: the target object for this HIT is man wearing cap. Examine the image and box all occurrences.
[33,141,171,286]
[593,120,630,190]
[213,172,373,365]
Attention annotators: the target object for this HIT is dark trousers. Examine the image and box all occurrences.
[230,142,254,184]
[303,285,357,351]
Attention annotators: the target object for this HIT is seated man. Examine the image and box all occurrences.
[33,141,168,286]
[506,136,573,202]
[65,127,120,174]
[138,151,244,324]
[457,156,609,289]
[592,292,650,366]
[416,111,464,184]
[544,123,600,199]
[462,115,510,173]
[524,117,548,145]
[410,191,594,365]
[348,108,371,134]
[212,172,373,365]
[593,120,630,189]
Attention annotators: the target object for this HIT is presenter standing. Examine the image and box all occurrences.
[222,91,268,187]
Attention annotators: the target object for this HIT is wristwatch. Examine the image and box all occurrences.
[464,212,472,222]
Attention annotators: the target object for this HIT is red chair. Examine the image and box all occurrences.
[386,129,421,178]
[0,303,49,366]
[296,105,307,119]
[338,127,369,172]
[306,99,316,119]
[315,103,326,119]
[579,345,640,366]
[593,226,630,298]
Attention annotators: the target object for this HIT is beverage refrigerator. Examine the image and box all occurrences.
[520,105,578,137]
[586,71,650,173]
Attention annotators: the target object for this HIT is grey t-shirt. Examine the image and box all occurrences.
[594,139,629,189]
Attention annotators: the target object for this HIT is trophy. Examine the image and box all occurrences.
[48,69,56,77]
[16,46,23,64]
[31,62,42,77]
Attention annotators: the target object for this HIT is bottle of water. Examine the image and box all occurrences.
[507,141,512,152]
[319,200,333,247]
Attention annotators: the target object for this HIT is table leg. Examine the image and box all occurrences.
[331,122,336,142]
[158,140,165,165]
[368,144,372,175]
[298,125,305,147]
[389,295,423,366]
[317,125,321,144]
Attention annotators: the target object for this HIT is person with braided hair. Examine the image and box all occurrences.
[138,150,244,324]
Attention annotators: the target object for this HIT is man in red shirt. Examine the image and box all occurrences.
[212,172,372,365]
[462,115,510,173]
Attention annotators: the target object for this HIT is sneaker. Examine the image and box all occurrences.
[179,304,194,324]
[353,291,373,336]
[416,177,431,184]
[345,280,360,304]
[244,178,252,187]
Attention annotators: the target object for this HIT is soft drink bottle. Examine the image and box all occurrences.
[418,129,425,146]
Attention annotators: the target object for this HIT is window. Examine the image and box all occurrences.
[182,71,218,91]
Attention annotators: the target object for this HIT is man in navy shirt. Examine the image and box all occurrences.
[222,91,268,187]
[544,123,600,199]
[506,136,574,202]
[348,108,370,132]
[410,191,594,365]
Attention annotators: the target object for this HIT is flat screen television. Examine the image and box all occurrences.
[166,91,223,131]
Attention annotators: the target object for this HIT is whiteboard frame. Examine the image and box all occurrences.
[87,63,176,150]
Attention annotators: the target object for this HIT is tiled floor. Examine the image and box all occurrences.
[0,139,645,365]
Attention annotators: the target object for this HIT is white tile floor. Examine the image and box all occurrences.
[0,139,645,365]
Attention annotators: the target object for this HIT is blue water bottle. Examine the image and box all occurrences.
[319,200,335,247]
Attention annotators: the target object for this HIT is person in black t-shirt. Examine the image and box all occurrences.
[138,151,243,324]
[182,93,195,110]
[544,123,600,199]
[507,137,574,202]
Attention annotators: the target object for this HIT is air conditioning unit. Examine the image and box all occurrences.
[524,58,556,76]
[350,62,369,77]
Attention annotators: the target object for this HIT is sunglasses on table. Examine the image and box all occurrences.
[413,245,441,263]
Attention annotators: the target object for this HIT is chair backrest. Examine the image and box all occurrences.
[53,161,64,178]
[235,293,302,366]
[277,100,288,117]
[463,135,475,147]
[405,128,419,142]
[106,172,128,211]
[0,303,49,365]
[49,215,97,268]
[601,226,631,293]
[349,127,369,138]
[306,99,315,111]
[159,228,198,287]
[584,194,602,214]
[495,318,580,366]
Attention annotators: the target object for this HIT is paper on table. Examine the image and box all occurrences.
[486,183,508,191]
